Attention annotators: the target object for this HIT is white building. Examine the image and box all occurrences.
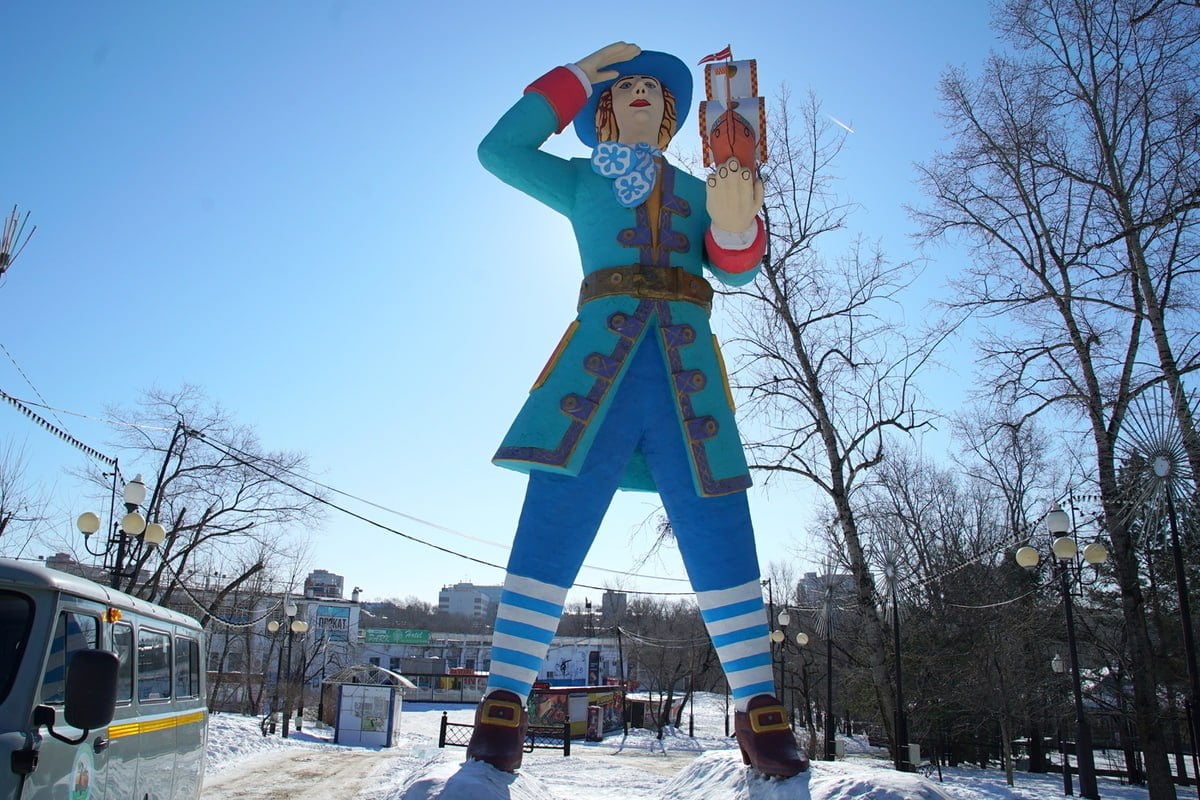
[437,581,503,618]
[354,630,622,703]
[304,569,345,600]
[209,570,627,711]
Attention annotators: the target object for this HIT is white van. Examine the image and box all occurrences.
[0,558,208,799]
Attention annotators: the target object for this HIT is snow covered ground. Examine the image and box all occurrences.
[201,694,1154,800]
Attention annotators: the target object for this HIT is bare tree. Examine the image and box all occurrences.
[0,443,48,558]
[73,386,324,611]
[998,0,1200,492]
[860,436,1098,771]
[363,597,438,630]
[621,596,717,739]
[953,408,1055,540]
[912,0,1200,793]
[724,88,945,753]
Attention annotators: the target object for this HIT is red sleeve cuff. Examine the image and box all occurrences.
[705,217,766,274]
[525,66,588,133]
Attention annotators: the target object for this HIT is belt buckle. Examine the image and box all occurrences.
[635,266,676,294]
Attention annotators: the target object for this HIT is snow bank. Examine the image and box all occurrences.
[660,751,813,799]
[808,763,954,800]
[205,713,337,773]
[203,697,1154,800]
[388,754,566,800]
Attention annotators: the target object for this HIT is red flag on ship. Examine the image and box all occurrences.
[697,45,732,65]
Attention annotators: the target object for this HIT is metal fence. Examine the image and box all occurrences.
[437,712,572,757]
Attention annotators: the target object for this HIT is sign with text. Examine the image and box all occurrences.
[316,605,350,642]
[363,628,430,645]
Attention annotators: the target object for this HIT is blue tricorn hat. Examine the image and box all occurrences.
[573,50,693,148]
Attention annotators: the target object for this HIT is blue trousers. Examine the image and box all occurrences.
[486,334,775,706]
[505,334,762,591]
[487,335,777,705]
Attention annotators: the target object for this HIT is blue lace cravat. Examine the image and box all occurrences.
[591,142,661,208]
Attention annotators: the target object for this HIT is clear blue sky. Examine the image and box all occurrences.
[1,1,994,607]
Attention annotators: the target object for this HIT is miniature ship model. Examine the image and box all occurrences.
[699,56,767,168]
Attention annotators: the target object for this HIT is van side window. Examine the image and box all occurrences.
[137,628,172,702]
[112,622,134,703]
[42,611,99,704]
[175,635,200,698]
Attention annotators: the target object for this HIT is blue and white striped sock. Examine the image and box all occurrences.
[485,574,568,705]
[697,579,776,712]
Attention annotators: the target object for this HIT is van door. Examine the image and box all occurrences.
[26,608,109,798]
[0,590,38,800]
[172,635,206,800]
[132,627,177,799]
[105,620,139,798]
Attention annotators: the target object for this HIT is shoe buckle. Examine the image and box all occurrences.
[480,698,523,728]
[748,704,789,733]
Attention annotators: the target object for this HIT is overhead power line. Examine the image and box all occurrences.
[188,428,694,596]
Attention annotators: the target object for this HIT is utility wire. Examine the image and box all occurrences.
[617,626,713,648]
[4,394,693,591]
[214,434,687,579]
[946,588,1039,610]
[10,392,1079,608]
[156,556,286,628]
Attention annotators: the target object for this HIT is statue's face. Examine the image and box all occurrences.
[610,75,665,146]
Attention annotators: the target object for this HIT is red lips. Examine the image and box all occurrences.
[630,99,651,107]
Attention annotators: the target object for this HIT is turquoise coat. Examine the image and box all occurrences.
[480,88,761,498]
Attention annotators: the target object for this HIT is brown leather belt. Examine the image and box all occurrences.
[578,265,714,313]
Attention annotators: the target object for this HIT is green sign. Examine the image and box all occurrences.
[363,628,429,645]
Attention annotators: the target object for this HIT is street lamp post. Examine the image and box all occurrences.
[777,604,835,762]
[820,577,837,761]
[1016,503,1107,800]
[77,473,168,590]
[1154,458,1200,793]
[268,622,285,733]
[884,563,910,771]
[769,610,794,722]
[773,609,816,741]
[1051,654,1074,796]
[825,623,836,759]
[766,570,839,761]
[268,603,309,739]
[795,631,817,746]
[762,578,782,700]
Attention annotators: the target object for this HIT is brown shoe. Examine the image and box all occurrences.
[465,690,529,772]
[733,695,810,778]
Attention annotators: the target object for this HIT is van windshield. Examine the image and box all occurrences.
[0,591,34,705]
